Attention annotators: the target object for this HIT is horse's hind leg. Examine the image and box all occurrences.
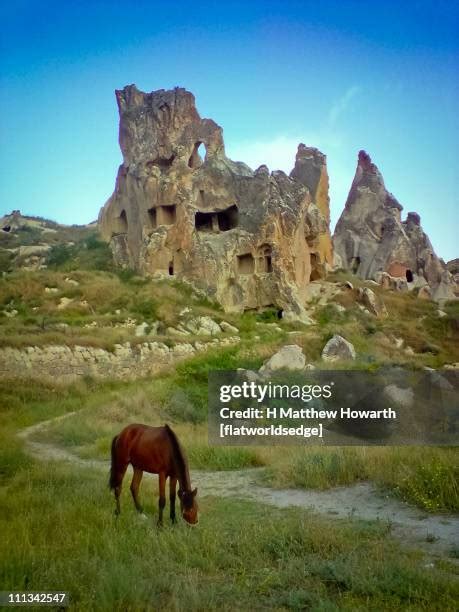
[114,463,128,516]
[130,468,143,513]
[157,471,166,527]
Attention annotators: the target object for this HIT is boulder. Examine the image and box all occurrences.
[358,287,387,317]
[98,86,332,316]
[220,320,239,334]
[184,316,221,336]
[259,344,306,375]
[321,334,356,361]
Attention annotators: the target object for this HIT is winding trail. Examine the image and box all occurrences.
[18,412,459,558]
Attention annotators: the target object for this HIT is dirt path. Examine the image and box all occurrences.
[18,414,459,558]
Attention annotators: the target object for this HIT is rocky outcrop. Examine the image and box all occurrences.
[290,144,333,275]
[333,151,453,301]
[99,86,332,320]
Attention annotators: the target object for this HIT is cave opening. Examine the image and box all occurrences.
[195,205,239,233]
[195,211,213,232]
[237,253,255,274]
[406,269,413,283]
[168,261,174,276]
[309,253,321,281]
[259,245,273,273]
[148,207,157,229]
[351,256,361,274]
[158,204,176,225]
[119,210,128,233]
[217,205,238,231]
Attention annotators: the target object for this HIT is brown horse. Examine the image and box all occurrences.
[109,423,198,525]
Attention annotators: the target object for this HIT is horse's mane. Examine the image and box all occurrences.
[164,424,190,491]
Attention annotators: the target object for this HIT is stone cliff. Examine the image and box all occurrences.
[333,151,454,301]
[99,86,332,320]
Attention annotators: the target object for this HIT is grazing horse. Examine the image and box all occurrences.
[109,424,198,525]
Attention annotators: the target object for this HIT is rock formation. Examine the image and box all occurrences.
[333,151,454,300]
[99,85,332,320]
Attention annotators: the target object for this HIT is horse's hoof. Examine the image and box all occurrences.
[156,520,163,528]
[139,513,148,521]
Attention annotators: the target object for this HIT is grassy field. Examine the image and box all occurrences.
[1,433,458,611]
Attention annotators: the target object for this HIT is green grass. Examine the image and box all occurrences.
[1,458,458,611]
[261,446,459,513]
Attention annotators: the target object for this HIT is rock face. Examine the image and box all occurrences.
[333,151,453,300]
[99,86,332,319]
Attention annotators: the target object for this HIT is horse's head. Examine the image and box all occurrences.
[178,487,198,525]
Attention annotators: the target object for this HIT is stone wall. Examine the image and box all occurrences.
[0,337,239,383]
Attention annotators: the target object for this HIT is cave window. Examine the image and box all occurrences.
[195,211,213,232]
[168,261,174,276]
[119,210,128,233]
[217,205,238,231]
[237,253,255,274]
[188,142,207,169]
[351,256,361,274]
[2,225,11,232]
[406,269,413,283]
[148,207,157,229]
[277,309,284,320]
[310,253,321,281]
[158,204,176,225]
[259,245,273,273]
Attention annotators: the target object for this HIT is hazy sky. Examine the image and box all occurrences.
[1,1,458,260]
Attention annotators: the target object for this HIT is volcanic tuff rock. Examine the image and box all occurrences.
[333,151,454,301]
[98,86,332,319]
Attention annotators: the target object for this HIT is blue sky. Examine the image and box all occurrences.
[1,1,458,260]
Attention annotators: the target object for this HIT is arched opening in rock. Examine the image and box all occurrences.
[351,256,361,274]
[2,225,11,233]
[168,261,174,276]
[309,253,321,281]
[277,309,284,319]
[217,205,238,231]
[258,245,273,273]
[148,207,157,229]
[119,210,128,233]
[158,204,176,225]
[237,253,255,275]
[406,269,413,283]
[188,142,206,169]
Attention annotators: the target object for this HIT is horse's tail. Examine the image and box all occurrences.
[109,435,119,490]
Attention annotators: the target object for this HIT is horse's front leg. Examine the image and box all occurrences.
[157,471,166,527]
[169,476,177,524]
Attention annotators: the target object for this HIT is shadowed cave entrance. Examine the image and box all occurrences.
[406,269,413,283]
[309,253,321,281]
[195,205,238,233]
[351,256,361,274]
